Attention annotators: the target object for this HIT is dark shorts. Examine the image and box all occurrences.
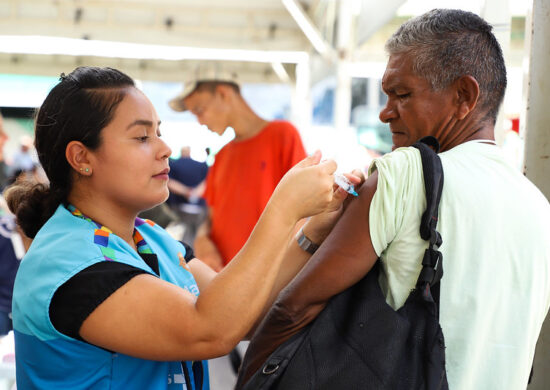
[0,310,12,336]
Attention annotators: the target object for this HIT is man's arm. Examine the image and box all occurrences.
[275,173,379,318]
[240,172,379,381]
[193,207,224,272]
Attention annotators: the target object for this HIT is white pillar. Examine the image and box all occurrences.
[525,0,550,388]
[291,59,312,137]
[333,0,354,131]
[334,61,351,131]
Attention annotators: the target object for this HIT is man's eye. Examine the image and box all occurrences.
[397,93,411,99]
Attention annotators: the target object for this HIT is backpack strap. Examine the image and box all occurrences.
[412,136,444,308]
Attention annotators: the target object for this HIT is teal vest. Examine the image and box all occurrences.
[12,205,209,389]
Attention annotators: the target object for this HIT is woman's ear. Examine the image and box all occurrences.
[454,75,480,120]
[66,141,93,176]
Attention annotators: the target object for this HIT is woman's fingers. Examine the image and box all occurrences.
[342,169,365,185]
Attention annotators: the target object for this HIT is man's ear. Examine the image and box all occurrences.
[65,141,93,176]
[454,75,480,120]
[215,84,234,103]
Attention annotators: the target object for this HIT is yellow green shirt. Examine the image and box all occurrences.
[369,140,550,389]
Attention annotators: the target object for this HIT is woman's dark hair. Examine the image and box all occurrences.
[4,66,135,238]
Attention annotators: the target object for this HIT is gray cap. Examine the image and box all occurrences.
[169,64,240,112]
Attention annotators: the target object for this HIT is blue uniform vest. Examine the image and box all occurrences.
[12,205,209,389]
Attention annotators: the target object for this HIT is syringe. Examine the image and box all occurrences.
[334,174,358,197]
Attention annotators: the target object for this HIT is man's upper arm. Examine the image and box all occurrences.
[276,171,380,318]
[239,172,381,373]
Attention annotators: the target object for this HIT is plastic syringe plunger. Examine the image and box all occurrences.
[334,174,358,197]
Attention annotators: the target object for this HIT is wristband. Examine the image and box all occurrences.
[296,227,320,255]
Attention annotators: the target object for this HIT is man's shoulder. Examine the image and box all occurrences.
[260,121,302,145]
[369,146,421,175]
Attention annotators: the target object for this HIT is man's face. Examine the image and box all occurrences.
[380,53,457,150]
[183,90,230,136]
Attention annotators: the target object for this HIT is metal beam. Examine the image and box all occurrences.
[356,0,407,47]
[281,0,336,61]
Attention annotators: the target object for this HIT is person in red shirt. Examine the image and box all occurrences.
[170,65,306,272]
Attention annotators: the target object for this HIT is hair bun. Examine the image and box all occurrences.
[4,179,56,238]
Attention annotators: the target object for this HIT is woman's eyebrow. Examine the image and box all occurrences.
[126,119,161,130]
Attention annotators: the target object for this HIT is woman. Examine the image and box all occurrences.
[5,67,356,389]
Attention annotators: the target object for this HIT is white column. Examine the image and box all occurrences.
[525,0,550,388]
[291,59,312,137]
[333,0,354,132]
[334,61,351,131]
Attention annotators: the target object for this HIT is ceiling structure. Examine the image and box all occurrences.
[0,0,528,134]
[0,0,315,83]
[0,0,406,84]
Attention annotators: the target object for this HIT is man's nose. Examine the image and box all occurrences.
[379,101,397,123]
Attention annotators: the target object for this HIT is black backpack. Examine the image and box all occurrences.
[237,136,448,390]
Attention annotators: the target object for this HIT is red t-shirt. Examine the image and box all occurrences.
[204,120,306,265]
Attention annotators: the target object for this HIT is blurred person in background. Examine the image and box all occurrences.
[10,134,35,176]
[0,185,32,339]
[0,210,24,338]
[169,64,307,273]
[166,146,209,245]
[0,112,11,190]
[6,66,357,389]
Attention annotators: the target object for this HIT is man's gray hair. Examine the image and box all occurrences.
[385,9,507,124]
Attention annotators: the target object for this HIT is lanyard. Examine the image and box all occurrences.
[66,204,154,256]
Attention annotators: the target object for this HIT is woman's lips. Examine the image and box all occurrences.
[153,168,170,180]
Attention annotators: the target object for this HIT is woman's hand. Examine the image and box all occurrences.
[269,151,337,224]
[303,168,365,244]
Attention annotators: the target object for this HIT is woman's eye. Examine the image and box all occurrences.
[137,136,149,142]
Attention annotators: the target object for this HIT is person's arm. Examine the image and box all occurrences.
[241,172,380,375]
[233,169,363,338]
[261,170,364,312]
[193,208,224,272]
[79,152,337,362]
[167,177,192,197]
[190,180,206,199]
[274,171,379,325]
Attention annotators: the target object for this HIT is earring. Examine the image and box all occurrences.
[79,167,90,174]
